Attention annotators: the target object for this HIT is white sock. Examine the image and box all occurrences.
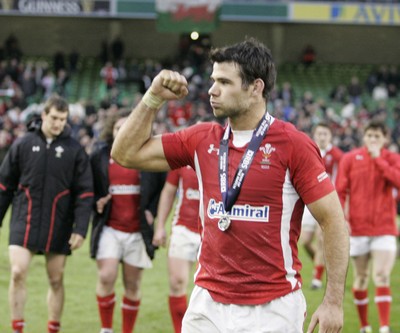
[100,329,113,333]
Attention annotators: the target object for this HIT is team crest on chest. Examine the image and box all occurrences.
[259,143,275,169]
[55,146,64,158]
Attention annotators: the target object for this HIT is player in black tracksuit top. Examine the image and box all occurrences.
[0,117,94,254]
[0,96,94,333]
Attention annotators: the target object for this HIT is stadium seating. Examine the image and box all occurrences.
[14,57,400,130]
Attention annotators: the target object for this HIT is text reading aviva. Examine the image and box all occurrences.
[207,199,269,222]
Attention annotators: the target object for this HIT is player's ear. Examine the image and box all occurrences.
[252,78,265,96]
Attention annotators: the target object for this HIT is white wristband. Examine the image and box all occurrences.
[142,90,165,110]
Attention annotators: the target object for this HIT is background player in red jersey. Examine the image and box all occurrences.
[153,166,201,333]
[111,37,349,333]
[90,111,159,333]
[336,120,400,333]
[301,122,344,289]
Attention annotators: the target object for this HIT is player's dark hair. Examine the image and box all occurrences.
[209,37,276,100]
[100,108,131,145]
[43,95,69,114]
[312,122,332,134]
[364,120,387,136]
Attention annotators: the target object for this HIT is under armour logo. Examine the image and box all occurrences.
[208,144,219,155]
[55,146,64,158]
[32,146,40,152]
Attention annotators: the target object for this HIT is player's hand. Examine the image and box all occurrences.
[96,194,112,214]
[152,227,167,248]
[367,144,381,158]
[69,233,84,251]
[145,210,154,225]
[149,70,189,101]
[306,301,343,333]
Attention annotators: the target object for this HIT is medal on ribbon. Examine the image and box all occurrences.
[218,214,231,231]
[218,112,271,232]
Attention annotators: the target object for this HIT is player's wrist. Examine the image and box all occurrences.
[142,89,165,110]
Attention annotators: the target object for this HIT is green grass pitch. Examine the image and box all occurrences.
[0,212,399,332]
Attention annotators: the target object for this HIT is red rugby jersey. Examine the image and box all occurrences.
[167,166,200,234]
[108,159,141,233]
[321,144,344,183]
[335,147,400,236]
[162,116,334,305]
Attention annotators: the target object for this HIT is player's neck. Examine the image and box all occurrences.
[229,106,266,131]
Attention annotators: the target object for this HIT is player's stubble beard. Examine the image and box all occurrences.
[211,99,251,122]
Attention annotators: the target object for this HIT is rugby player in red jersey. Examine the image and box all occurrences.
[112,37,349,333]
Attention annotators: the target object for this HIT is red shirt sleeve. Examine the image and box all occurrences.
[161,122,217,170]
[166,169,180,186]
[288,129,335,204]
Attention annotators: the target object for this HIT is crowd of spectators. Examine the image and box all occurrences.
[1,34,400,165]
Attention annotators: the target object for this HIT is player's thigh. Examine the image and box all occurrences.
[371,236,397,277]
[370,235,397,254]
[350,236,371,257]
[260,289,306,333]
[168,256,192,280]
[122,262,143,291]
[351,253,370,278]
[8,245,34,277]
[122,232,152,269]
[97,258,120,282]
[169,225,201,262]
[96,226,123,260]
[300,212,317,244]
[45,253,67,281]
[182,286,220,333]
[168,256,192,294]
[183,286,306,333]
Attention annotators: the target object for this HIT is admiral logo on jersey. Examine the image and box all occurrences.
[207,199,269,222]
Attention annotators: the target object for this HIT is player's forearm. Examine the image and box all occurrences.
[156,189,176,229]
[321,218,349,305]
[111,101,158,168]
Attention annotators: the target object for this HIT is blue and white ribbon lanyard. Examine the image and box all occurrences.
[217,112,271,231]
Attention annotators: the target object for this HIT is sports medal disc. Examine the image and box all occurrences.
[218,215,231,231]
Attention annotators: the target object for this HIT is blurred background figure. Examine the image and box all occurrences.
[300,122,344,290]
[336,120,400,333]
[152,165,200,333]
[90,111,153,333]
[0,95,93,333]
